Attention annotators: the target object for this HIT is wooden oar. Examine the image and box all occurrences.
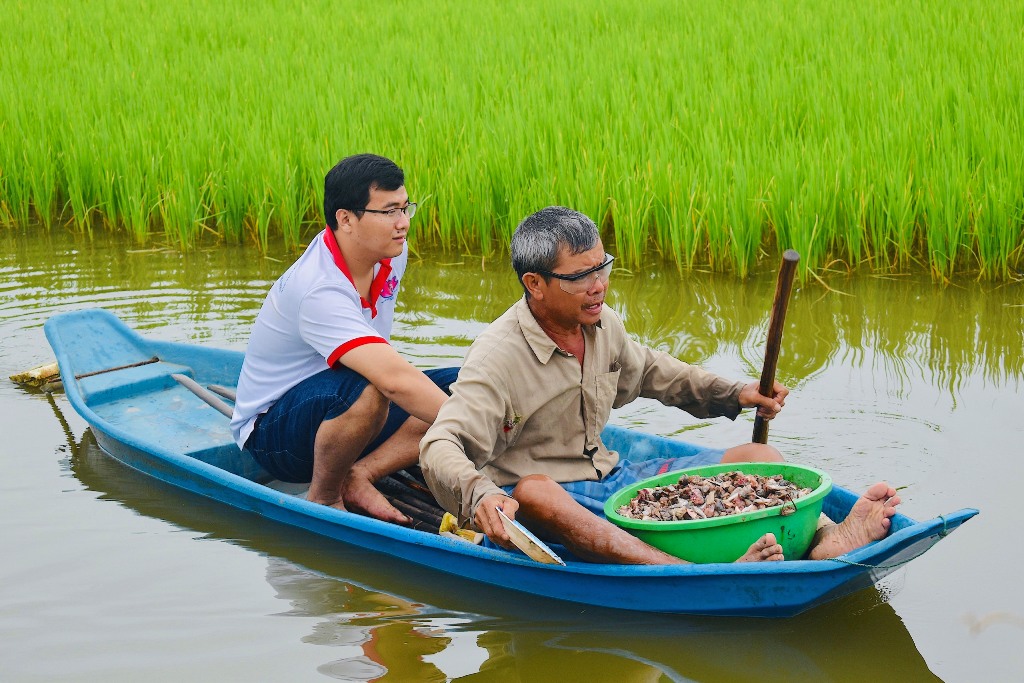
[752,249,800,444]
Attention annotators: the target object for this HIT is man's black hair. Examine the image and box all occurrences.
[324,154,404,229]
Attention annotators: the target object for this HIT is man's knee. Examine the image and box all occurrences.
[333,383,389,429]
[512,474,560,505]
[721,443,784,463]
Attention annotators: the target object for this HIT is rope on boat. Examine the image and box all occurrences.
[825,514,952,569]
[825,556,916,570]
[75,356,160,379]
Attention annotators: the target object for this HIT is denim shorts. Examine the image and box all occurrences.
[500,449,724,517]
[245,366,460,483]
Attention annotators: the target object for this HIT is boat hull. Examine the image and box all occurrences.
[46,308,978,617]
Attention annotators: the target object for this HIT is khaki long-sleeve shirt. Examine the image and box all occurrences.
[420,298,745,524]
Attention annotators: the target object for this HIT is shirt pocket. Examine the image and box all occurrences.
[593,366,622,429]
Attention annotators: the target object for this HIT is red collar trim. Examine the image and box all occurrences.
[322,228,392,318]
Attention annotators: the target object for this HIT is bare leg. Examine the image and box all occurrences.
[306,385,388,509]
[807,482,901,560]
[340,415,431,523]
[720,442,784,463]
[512,475,783,565]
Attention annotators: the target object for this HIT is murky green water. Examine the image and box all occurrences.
[2,228,1021,681]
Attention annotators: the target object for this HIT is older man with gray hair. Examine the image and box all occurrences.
[420,206,901,564]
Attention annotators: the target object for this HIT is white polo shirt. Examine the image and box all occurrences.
[231,228,408,449]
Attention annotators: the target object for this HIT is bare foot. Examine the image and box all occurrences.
[334,469,409,524]
[808,482,900,560]
[735,533,785,563]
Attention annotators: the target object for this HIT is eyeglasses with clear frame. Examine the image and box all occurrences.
[348,202,418,219]
[536,253,615,294]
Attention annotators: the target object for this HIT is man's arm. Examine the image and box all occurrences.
[632,344,788,420]
[610,330,745,418]
[339,342,449,423]
[419,364,514,535]
[608,311,788,420]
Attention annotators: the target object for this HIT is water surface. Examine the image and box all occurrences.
[2,228,1021,681]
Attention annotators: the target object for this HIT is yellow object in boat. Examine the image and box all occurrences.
[440,512,483,544]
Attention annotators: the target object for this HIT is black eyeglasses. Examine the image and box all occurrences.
[536,254,615,293]
[347,202,418,219]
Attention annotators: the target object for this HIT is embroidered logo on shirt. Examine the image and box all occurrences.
[502,414,522,433]
[380,275,399,300]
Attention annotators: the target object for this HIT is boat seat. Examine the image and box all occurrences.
[77,360,195,407]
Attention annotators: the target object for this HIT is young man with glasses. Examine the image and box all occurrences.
[231,153,457,524]
[421,206,901,564]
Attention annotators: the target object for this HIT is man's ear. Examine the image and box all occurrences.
[521,273,545,300]
[335,208,354,233]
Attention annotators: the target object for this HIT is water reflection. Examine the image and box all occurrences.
[402,259,1023,407]
[55,400,938,682]
[3,229,1020,395]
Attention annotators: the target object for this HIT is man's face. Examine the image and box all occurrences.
[340,185,411,259]
[532,242,609,328]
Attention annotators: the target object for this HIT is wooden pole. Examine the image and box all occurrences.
[376,476,445,518]
[171,373,234,418]
[752,250,800,444]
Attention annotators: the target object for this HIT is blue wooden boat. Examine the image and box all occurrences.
[44,308,977,617]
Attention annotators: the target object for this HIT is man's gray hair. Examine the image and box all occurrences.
[510,206,600,292]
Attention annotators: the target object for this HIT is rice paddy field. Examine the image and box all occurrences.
[2,0,1023,279]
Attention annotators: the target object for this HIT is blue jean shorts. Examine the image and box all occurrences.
[245,366,460,482]
[501,449,724,517]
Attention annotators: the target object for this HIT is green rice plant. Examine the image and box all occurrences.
[836,162,872,270]
[650,164,703,273]
[115,165,159,245]
[266,159,303,250]
[974,176,1024,280]
[922,171,971,281]
[23,136,58,229]
[609,167,655,267]
[63,141,104,235]
[723,160,768,277]
[701,171,734,273]
[209,172,248,245]
[157,172,214,249]
[1,0,1022,279]
[246,186,274,253]
[879,163,921,272]
[0,150,32,229]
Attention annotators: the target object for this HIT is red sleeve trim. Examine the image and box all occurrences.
[326,336,389,367]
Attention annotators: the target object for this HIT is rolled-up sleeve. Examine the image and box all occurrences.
[420,362,510,525]
[614,330,744,419]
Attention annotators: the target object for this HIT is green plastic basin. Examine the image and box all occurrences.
[604,462,832,563]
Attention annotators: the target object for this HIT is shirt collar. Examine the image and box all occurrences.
[514,297,603,364]
[322,228,393,318]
